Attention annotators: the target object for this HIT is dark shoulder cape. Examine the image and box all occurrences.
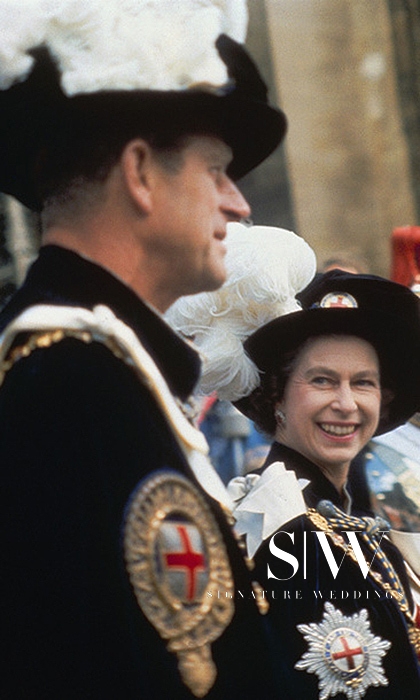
[0,247,285,699]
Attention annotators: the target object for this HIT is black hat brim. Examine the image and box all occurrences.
[0,47,287,211]
[240,306,420,436]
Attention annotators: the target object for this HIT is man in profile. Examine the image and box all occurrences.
[0,1,288,698]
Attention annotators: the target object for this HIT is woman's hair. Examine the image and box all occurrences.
[242,347,300,436]
[242,333,397,437]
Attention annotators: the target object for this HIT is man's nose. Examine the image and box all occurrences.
[222,179,251,221]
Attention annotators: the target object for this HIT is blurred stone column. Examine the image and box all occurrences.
[387,0,420,220]
[264,0,416,276]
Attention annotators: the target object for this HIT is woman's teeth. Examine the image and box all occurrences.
[320,423,356,436]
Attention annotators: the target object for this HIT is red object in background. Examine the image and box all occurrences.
[196,392,218,426]
[391,226,420,286]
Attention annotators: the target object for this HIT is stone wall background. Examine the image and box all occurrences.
[259,0,418,276]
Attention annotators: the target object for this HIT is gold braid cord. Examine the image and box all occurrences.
[0,328,125,386]
[307,508,420,655]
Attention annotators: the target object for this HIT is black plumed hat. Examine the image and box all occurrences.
[240,270,420,435]
[0,29,286,211]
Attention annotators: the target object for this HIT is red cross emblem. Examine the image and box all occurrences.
[158,521,207,602]
[331,629,365,672]
[331,295,349,308]
[332,635,363,670]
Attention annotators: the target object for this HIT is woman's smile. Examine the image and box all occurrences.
[275,335,381,490]
[317,421,359,438]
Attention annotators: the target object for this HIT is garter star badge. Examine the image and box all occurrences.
[124,471,234,698]
[295,603,391,700]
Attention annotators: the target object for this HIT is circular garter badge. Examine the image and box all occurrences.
[295,602,391,700]
[319,292,358,309]
[124,471,234,698]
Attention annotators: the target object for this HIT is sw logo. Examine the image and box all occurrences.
[267,529,389,580]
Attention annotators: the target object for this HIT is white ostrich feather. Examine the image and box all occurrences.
[0,0,248,94]
[166,222,317,400]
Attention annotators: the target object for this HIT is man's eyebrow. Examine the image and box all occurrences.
[200,140,233,164]
[353,369,380,380]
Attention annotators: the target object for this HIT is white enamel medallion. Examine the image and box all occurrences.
[295,603,391,700]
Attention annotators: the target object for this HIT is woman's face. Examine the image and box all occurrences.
[276,335,381,478]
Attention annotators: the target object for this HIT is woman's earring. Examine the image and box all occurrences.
[275,408,286,426]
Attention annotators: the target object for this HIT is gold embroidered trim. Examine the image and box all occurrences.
[124,471,234,697]
[251,581,269,615]
[0,329,96,386]
[0,329,201,431]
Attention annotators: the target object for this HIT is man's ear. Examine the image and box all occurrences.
[120,139,155,213]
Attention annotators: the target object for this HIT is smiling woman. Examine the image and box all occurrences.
[168,263,420,698]
[230,270,420,698]
[273,335,382,493]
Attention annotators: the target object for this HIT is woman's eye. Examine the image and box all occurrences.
[355,379,378,389]
[311,376,331,386]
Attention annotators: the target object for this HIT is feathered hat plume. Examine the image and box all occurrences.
[166,222,316,401]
